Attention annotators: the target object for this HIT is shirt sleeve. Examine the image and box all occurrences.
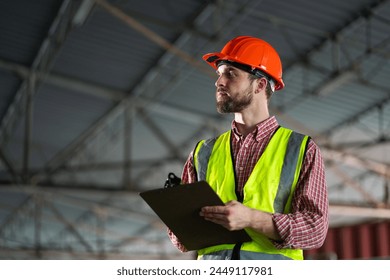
[272,140,329,250]
[166,151,197,252]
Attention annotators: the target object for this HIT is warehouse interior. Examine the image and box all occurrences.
[0,0,389,260]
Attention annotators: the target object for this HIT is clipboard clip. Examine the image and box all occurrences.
[164,172,181,188]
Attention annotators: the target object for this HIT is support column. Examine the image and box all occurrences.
[23,73,35,184]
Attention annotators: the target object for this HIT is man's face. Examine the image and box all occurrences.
[215,64,255,114]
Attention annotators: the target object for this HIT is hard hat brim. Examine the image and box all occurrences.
[202,52,285,91]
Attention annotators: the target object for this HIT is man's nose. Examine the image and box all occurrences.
[215,75,224,87]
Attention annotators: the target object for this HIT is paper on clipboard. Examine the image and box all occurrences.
[139,181,251,251]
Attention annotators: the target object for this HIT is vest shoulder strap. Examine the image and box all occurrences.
[193,131,230,182]
[274,128,310,213]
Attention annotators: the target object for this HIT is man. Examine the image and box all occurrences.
[168,36,329,260]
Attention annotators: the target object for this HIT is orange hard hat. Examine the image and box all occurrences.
[203,36,284,91]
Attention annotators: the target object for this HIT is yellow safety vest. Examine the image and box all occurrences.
[193,127,309,260]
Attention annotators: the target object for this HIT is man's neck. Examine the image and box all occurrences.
[234,112,269,137]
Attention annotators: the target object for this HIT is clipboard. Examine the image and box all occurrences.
[139,180,251,251]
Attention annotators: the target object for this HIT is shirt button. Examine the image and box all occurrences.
[239,167,244,171]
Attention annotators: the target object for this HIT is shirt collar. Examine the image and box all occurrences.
[231,116,279,142]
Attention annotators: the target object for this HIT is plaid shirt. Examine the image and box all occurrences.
[168,116,329,252]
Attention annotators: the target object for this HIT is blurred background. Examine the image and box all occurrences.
[0,0,389,260]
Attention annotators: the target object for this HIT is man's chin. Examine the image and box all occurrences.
[216,102,233,114]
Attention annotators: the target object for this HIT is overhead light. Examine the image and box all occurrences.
[72,0,95,27]
[316,70,356,97]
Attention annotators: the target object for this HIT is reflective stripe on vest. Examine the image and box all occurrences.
[198,250,293,260]
[193,127,309,260]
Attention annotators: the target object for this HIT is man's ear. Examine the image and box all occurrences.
[255,77,268,93]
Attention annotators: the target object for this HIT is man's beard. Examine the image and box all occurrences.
[216,85,253,114]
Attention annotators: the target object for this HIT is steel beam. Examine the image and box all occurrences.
[330,205,390,219]
[95,0,214,78]
[329,164,386,207]
[0,0,78,145]
[322,148,390,180]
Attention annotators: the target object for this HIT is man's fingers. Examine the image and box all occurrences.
[201,205,226,214]
[201,200,236,215]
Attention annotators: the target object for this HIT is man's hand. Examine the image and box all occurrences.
[200,200,252,231]
[200,200,281,241]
